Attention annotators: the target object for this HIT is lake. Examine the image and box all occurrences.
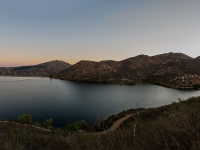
[0,76,200,127]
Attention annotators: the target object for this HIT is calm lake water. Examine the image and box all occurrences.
[0,76,200,127]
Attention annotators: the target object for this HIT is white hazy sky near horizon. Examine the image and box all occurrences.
[0,0,200,66]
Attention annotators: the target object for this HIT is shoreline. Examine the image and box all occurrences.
[54,77,200,90]
[1,75,199,90]
[0,75,47,78]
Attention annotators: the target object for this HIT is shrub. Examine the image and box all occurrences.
[64,120,88,131]
[43,118,53,129]
[18,113,32,124]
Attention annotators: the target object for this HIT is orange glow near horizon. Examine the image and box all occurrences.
[0,57,94,67]
[1,1,200,67]
[0,52,120,67]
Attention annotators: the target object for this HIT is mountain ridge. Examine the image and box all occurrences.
[54,52,200,89]
[0,60,71,77]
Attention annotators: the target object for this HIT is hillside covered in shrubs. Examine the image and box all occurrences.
[0,96,200,149]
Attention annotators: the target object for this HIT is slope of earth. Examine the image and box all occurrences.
[0,96,200,149]
[54,52,200,89]
[0,60,71,77]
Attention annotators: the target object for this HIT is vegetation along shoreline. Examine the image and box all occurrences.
[0,96,200,149]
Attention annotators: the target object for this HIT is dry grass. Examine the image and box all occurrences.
[0,96,200,149]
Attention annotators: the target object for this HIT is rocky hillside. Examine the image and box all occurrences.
[0,60,71,77]
[54,52,200,89]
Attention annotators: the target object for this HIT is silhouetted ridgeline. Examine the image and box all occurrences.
[0,60,71,77]
[54,52,200,89]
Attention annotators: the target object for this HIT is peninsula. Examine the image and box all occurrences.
[0,60,71,77]
[54,52,200,89]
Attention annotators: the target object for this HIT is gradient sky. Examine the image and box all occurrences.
[1,0,200,67]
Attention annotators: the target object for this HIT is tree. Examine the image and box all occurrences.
[18,113,32,124]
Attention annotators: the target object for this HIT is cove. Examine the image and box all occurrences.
[0,76,200,127]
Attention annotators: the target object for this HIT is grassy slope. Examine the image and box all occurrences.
[0,96,200,149]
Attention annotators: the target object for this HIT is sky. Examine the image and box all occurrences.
[0,0,200,67]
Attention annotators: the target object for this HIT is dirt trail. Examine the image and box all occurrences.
[0,121,51,132]
[0,111,143,134]
[97,113,134,135]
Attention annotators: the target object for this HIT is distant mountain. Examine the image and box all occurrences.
[54,52,200,89]
[0,60,71,77]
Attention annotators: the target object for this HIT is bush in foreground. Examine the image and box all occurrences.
[18,113,32,124]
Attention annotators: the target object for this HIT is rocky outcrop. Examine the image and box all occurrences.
[0,60,71,77]
[54,52,200,89]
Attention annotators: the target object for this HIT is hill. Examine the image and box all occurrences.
[0,96,200,149]
[54,52,200,89]
[0,60,71,77]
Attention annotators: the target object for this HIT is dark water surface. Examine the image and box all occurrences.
[0,76,200,127]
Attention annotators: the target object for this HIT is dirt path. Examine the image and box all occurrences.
[97,113,134,135]
[0,111,143,134]
[0,121,51,132]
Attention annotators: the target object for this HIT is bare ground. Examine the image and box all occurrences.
[97,114,134,135]
[0,121,51,132]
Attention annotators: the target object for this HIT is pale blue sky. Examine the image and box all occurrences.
[0,0,200,66]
